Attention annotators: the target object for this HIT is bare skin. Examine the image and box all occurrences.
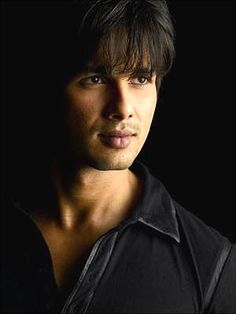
[32,62,157,295]
[32,166,142,294]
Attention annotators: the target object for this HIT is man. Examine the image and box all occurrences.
[1,0,235,313]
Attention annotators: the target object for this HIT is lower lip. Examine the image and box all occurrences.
[99,135,133,149]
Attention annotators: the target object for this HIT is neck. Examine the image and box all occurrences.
[46,160,141,231]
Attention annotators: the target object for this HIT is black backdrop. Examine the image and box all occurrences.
[1,1,235,242]
[139,1,235,242]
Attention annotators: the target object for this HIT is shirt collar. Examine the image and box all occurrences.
[130,161,180,243]
[11,161,180,244]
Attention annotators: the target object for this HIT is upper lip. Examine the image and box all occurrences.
[99,130,136,137]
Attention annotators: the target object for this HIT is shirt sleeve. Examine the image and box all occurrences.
[207,244,236,314]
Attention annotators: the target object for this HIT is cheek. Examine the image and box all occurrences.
[138,90,157,127]
[66,92,100,126]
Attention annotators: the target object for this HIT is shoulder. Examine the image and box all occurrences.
[174,200,232,250]
[174,201,234,311]
[141,163,235,311]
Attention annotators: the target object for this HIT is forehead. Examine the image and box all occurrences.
[79,29,154,76]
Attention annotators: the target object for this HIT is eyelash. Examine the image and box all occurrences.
[129,76,152,85]
[83,75,105,85]
[80,75,152,86]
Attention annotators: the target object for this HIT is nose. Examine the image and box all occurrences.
[103,80,134,121]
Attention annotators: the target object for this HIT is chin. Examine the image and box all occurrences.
[88,156,135,171]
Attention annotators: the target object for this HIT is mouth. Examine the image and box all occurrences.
[98,130,137,149]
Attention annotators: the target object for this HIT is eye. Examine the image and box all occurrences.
[80,75,106,85]
[129,76,150,85]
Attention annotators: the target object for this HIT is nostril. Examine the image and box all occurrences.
[109,112,133,121]
[111,113,122,120]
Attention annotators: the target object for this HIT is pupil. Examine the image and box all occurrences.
[92,76,99,83]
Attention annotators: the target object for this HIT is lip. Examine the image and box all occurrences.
[99,130,136,149]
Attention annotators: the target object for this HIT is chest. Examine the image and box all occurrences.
[37,225,104,296]
[8,221,202,313]
[60,228,200,314]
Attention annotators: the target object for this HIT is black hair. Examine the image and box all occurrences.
[61,0,175,87]
[4,0,175,205]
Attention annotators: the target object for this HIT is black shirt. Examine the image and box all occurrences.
[1,162,235,313]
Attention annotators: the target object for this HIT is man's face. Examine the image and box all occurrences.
[63,61,157,171]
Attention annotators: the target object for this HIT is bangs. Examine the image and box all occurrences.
[64,0,175,81]
[91,26,157,76]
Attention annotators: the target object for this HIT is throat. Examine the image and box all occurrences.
[31,168,143,297]
[52,168,142,230]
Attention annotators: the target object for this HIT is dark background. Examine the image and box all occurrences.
[1,1,235,242]
[140,1,235,242]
